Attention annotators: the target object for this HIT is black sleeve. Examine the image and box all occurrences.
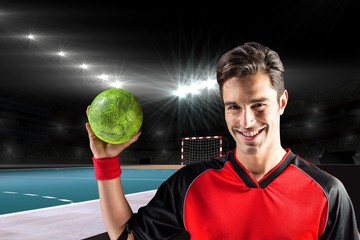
[117,227,128,240]
[126,167,191,240]
[320,177,360,240]
[292,156,359,239]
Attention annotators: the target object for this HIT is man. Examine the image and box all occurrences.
[86,42,359,239]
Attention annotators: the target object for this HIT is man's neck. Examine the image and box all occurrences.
[236,147,287,181]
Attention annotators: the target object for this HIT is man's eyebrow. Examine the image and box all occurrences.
[224,98,269,106]
[224,101,237,106]
[250,98,269,103]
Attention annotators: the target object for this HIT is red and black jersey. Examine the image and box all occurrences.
[127,149,359,240]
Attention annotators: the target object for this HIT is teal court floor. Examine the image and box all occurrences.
[0,164,359,239]
[0,165,181,239]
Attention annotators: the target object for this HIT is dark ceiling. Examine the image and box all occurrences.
[1,1,359,151]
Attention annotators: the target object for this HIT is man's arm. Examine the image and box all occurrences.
[97,178,134,240]
[321,177,360,240]
[85,108,141,240]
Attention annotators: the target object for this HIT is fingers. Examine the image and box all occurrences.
[129,131,141,144]
[85,122,97,141]
[85,122,91,134]
[85,106,95,138]
[86,105,90,115]
[121,131,141,149]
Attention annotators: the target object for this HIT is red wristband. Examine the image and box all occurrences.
[92,156,122,180]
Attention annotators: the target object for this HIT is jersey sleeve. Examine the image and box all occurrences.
[320,176,359,240]
[127,167,191,240]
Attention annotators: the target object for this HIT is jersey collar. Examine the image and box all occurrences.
[229,148,296,188]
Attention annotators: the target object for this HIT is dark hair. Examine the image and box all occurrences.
[216,42,285,100]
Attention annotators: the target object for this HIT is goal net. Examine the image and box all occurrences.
[181,136,226,165]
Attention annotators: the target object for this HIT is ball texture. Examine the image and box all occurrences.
[88,88,143,144]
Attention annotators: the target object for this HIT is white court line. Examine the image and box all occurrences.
[0,190,157,240]
[23,193,39,197]
[42,196,57,199]
[0,189,157,218]
[2,191,17,194]
[2,191,74,204]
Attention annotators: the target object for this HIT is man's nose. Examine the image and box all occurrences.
[239,109,255,128]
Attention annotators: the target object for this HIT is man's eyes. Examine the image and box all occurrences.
[226,103,266,110]
[253,103,265,108]
[228,105,240,110]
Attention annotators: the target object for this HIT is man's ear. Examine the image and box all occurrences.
[279,90,288,115]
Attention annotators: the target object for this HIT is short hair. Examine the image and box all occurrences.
[216,42,285,100]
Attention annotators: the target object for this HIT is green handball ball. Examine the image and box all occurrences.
[88,88,143,144]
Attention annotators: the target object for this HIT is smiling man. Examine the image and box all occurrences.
[86,42,359,239]
[222,72,288,181]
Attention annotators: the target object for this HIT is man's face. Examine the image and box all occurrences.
[222,73,287,156]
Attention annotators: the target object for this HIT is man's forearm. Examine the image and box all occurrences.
[98,178,133,240]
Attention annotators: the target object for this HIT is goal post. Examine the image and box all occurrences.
[180,136,227,165]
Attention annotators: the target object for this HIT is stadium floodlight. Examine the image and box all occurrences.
[98,74,109,81]
[110,81,123,88]
[204,79,217,90]
[80,63,88,69]
[173,85,192,98]
[173,79,217,98]
[189,83,202,95]
[57,51,65,57]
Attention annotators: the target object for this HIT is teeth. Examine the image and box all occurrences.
[242,131,259,137]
